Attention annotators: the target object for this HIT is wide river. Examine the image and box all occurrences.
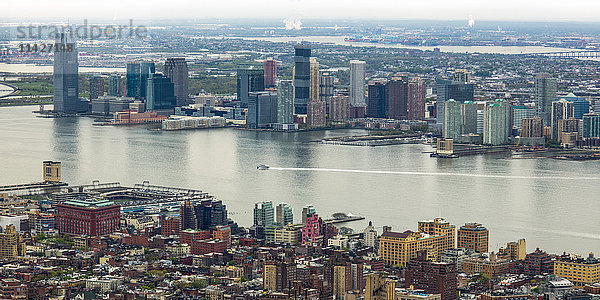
[0,105,599,255]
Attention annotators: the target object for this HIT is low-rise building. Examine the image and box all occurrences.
[554,253,600,289]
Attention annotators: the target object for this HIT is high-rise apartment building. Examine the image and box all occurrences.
[180,200,229,231]
[350,60,366,108]
[444,100,477,140]
[521,117,545,138]
[54,33,85,113]
[0,225,26,259]
[329,95,350,122]
[408,77,426,120]
[146,73,177,110]
[418,218,456,252]
[309,57,320,102]
[254,201,274,227]
[457,223,489,253]
[406,251,457,300]
[535,73,558,124]
[140,61,156,99]
[319,71,335,103]
[483,100,511,145]
[90,76,104,100]
[302,205,316,225]
[237,68,265,108]
[126,62,141,98]
[276,80,294,124]
[108,74,121,97]
[293,45,311,114]
[436,79,475,125]
[551,98,575,139]
[453,69,471,83]
[276,203,293,226]
[263,58,277,88]
[386,77,408,119]
[367,80,388,118]
[557,118,580,144]
[247,91,278,129]
[164,58,189,106]
[582,113,600,138]
[307,100,326,127]
[512,106,536,129]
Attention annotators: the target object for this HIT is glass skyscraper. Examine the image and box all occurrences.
[164,58,189,106]
[436,79,475,125]
[126,62,141,98]
[139,61,156,99]
[293,44,311,114]
[535,73,558,124]
[53,33,85,113]
[146,73,176,110]
[237,68,265,108]
[247,91,278,129]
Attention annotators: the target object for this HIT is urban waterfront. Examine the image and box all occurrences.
[1,105,599,254]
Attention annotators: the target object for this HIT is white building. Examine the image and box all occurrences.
[350,60,366,107]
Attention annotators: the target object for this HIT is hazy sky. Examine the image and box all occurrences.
[3,0,600,22]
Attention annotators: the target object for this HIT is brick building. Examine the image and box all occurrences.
[56,198,120,236]
[406,251,457,300]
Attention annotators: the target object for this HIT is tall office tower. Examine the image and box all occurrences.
[54,32,84,113]
[89,76,104,100]
[237,68,265,108]
[350,60,366,108]
[139,61,156,99]
[582,113,600,138]
[254,201,274,227]
[164,58,189,106]
[406,251,457,300]
[146,73,177,110]
[293,44,311,114]
[302,205,316,225]
[276,203,293,226]
[309,58,320,103]
[443,100,477,139]
[453,69,471,83]
[319,71,335,103]
[329,95,350,122]
[195,199,228,230]
[512,106,536,129]
[418,218,456,252]
[408,77,426,120]
[560,93,589,119]
[180,201,199,230]
[521,117,544,138]
[457,223,489,253]
[551,98,575,139]
[126,62,141,98]
[477,109,484,134]
[535,73,558,124]
[386,77,408,119]
[108,74,121,97]
[307,100,326,127]
[436,79,475,125]
[248,91,278,129]
[367,80,388,118]
[277,80,294,124]
[484,100,511,145]
[263,58,277,88]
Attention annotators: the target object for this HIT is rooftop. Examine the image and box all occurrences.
[61,198,116,208]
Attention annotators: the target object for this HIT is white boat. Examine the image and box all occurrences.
[257,164,270,170]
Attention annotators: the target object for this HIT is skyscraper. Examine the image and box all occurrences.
[386,77,408,119]
[126,62,141,98]
[319,71,335,103]
[551,98,575,139]
[512,106,536,129]
[350,60,366,108]
[367,80,388,118]
[521,117,544,138]
[483,100,511,145]
[436,79,475,125]
[140,61,156,99]
[276,203,293,226]
[457,223,489,253]
[108,74,121,97]
[164,58,189,106]
[237,68,265,108]
[53,32,85,113]
[254,201,274,227]
[247,91,278,129]
[307,100,326,128]
[444,100,477,140]
[293,44,311,114]
[277,80,294,124]
[582,113,600,138]
[180,200,229,231]
[407,77,426,120]
[263,58,277,88]
[146,73,177,111]
[535,73,558,124]
[89,76,104,100]
[309,57,320,102]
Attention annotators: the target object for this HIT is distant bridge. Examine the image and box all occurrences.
[521,50,600,58]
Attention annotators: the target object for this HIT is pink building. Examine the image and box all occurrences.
[264,59,277,88]
[301,214,323,245]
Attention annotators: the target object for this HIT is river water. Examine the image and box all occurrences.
[0,105,599,254]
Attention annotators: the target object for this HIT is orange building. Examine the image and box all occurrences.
[457,223,489,253]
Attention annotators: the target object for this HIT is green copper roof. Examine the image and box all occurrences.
[63,198,115,208]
